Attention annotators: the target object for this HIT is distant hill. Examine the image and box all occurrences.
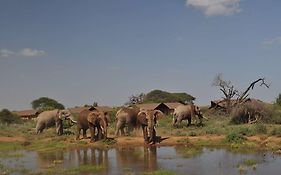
[142,90,195,104]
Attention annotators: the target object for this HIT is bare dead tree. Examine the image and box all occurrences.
[212,73,238,112]
[237,78,270,104]
[126,93,145,105]
[212,74,270,116]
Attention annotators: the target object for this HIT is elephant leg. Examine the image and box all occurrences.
[89,126,95,142]
[127,123,134,135]
[121,128,125,135]
[187,117,192,127]
[56,120,63,135]
[97,127,102,140]
[150,128,157,144]
[115,120,125,136]
[82,129,87,139]
[76,127,81,140]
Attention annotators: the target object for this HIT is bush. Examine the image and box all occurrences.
[230,100,271,124]
[226,132,246,143]
[0,109,22,124]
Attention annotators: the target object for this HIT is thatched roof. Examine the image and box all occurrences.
[164,102,182,109]
[14,109,40,117]
[68,106,113,114]
[136,103,162,110]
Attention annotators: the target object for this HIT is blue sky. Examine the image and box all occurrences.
[0,0,281,110]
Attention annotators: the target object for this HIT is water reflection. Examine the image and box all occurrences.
[1,146,281,175]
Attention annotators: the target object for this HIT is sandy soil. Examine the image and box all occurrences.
[0,137,25,142]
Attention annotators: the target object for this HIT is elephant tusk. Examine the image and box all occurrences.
[203,116,209,120]
[69,118,77,124]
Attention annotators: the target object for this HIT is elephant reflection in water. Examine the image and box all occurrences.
[74,148,109,168]
[115,146,158,173]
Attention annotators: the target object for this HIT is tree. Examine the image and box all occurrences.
[212,73,270,117]
[143,90,195,104]
[31,97,65,111]
[0,109,22,124]
[126,93,145,105]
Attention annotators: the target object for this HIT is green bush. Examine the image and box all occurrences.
[226,132,246,143]
[236,126,254,136]
[0,109,22,124]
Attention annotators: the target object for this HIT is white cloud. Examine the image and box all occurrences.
[186,0,241,16]
[18,48,46,57]
[0,48,46,58]
[0,49,15,57]
[262,37,281,46]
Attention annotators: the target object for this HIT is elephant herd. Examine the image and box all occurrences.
[35,104,206,144]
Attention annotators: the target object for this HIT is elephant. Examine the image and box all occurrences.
[75,108,95,140]
[35,109,77,135]
[87,110,109,142]
[137,109,164,144]
[173,104,207,127]
[115,106,140,136]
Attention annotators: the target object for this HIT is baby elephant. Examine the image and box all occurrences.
[137,110,164,144]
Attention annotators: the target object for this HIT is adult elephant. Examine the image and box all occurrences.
[173,104,207,127]
[115,106,140,136]
[75,108,95,140]
[137,110,164,144]
[76,109,108,141]
[36,109,77,135]
[87,110,109,142]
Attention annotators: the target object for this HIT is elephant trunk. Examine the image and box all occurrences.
[172,116,177,126]
[148,125,156,143]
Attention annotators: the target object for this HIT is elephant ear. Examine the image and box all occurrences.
[137,111,147,125]
[57,110,63,120]
[104,112,109,126]
[87,111,100,124]
[153,110,164,124]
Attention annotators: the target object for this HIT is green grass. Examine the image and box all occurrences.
[0,142,23,151]
[241,159,258,166]
[143,170,177,175]
[42,164,104,175]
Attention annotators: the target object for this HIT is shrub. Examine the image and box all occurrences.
[0,109,22,124]
[226,132,246,143]
[230,100,271,124]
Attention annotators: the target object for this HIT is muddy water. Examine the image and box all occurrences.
[1,146,281,175]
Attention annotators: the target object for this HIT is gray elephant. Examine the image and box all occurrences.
[75,108,95,140]
[137,110,164,144]
[76,109,109,141]
[173,104,207,127]
[115,106,140,136]
[35,109,77,135]
[87,110,109,142]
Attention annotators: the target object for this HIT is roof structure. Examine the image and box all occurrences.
[14,109,40,117]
